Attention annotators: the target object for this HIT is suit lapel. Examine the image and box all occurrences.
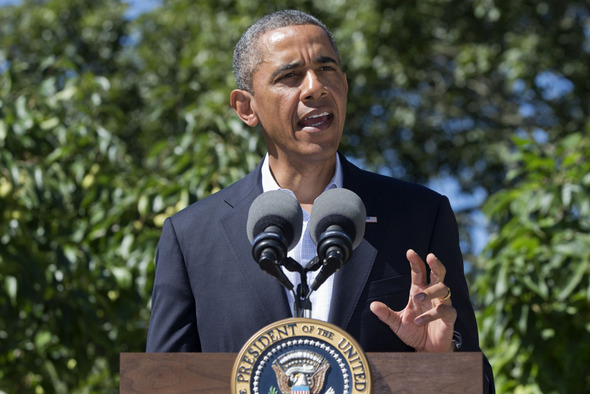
[329,240,378,328]
[329,155,393,329]
[217,161,293,324]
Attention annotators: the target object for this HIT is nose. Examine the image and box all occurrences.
[301,70,327,101]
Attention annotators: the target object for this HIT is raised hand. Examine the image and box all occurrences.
[370,249,457,352]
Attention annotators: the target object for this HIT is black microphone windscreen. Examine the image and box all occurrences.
[246,190,303,251]
[308,188,366,249]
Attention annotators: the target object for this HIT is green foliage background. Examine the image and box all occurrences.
[0,0,588,392]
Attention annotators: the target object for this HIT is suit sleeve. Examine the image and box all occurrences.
[146,217,201,352]
[427,197,478,350]
[429,196,495,393]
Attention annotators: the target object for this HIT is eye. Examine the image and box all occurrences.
[279,72,297,80]
[274,71,302,85]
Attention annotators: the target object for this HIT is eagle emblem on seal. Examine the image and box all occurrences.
[271,350,332,394]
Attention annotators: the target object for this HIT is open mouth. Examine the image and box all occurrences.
[298,112,333,129]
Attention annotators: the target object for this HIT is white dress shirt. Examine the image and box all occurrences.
[261,154,343,321]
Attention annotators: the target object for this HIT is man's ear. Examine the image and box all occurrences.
[230,89,259,127]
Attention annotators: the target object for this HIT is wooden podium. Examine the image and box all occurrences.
[120,352,483,393]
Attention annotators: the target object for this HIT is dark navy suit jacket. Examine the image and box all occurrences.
[146,154,494,391]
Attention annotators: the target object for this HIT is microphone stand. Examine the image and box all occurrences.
[282,256,322,318]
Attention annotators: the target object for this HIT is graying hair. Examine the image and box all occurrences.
[233,10,340,93]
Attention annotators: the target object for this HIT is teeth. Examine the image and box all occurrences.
[304,112,330,121]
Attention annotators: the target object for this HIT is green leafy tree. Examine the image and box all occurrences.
[0,0,263,391]
[0,1,152,391]
[475,131,590,393]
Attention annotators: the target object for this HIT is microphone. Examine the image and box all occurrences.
[246,190,303,290]
[308,188,366,291]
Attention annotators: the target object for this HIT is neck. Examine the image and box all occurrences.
[268,154,337,212]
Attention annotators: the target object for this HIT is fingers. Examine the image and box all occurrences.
[426,253,447,284]
[407,249,448,286]
[413,282,452,305]
[370,301,401,331]
[412,281,455,326]
[406,249,428,287]
[414,303,457,326]
[371,298,456,330]
[370,301,391,323]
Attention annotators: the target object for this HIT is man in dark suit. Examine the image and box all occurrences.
[146,9,493,391]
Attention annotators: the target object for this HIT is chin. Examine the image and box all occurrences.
[299,146,339,161]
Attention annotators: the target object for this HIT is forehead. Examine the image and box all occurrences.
[256,24,339,65]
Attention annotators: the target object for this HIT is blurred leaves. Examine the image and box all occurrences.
[475,130,590,393]
[0,0,589,392]
[0,0,263,392]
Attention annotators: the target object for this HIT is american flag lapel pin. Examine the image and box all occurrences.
[366,216,377,223]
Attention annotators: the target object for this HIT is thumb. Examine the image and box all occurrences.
[370,301,400,331]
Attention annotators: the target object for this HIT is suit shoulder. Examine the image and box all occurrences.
[169,166,262,225]
[347,164,445,204]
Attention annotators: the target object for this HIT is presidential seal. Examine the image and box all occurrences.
[231,318,371,394]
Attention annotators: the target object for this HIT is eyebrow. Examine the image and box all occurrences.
[270,55,340,81]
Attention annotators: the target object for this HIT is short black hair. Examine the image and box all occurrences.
[233,10,339,93]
